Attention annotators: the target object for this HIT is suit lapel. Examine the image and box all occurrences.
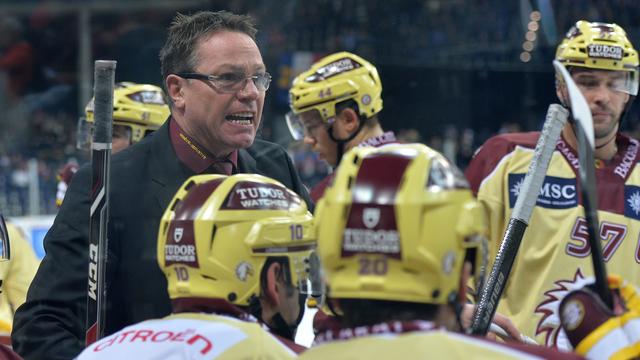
[237,148,257,174]
[148,121,194,212]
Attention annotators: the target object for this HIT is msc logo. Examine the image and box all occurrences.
[508,174,577,209]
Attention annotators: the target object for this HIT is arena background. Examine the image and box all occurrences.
[1,0,638,258]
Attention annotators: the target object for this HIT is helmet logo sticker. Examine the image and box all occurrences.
[223,181,301,211]
[361,94,371,106]
[235,262,254,282]
[173,227,184,243]
[442,251,456,275]
[587,44,623,60]
[165,221,199,268]
[363,207,380,229]
[342,204,401,259]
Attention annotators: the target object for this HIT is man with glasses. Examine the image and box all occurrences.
[12,10,311,360]
[465,20,640,349]
[287,52,397,202]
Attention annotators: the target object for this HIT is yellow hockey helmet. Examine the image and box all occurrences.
[314,144,487,305]
[286,52,383,140]
[556,20,639,95]
[157,174,318,306]
[78,82,170,148]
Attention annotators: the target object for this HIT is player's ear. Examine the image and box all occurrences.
[263,262,282,307]
[338,107,360,133]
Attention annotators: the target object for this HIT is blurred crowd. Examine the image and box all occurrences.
[2,0,640,215]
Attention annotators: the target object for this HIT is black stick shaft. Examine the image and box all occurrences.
[575,124,612,308]
[86,60,116,345]
[470,104,568,336]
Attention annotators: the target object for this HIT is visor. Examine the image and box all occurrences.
[563,69,639,96]
[76,117,92,151]
[618,70,638,95]
[285,111,306,141]
[291,250,324,298]
[76,118,133,150]
[285,109,333,141]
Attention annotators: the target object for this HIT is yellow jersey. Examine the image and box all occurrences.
[465,132,640,349]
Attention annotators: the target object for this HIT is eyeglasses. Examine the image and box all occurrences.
[176,71,272,93]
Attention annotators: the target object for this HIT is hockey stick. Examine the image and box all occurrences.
[552,60,612,308]
[0,215,8,295]
[0,215,10,262]
[86,60,116,345]
[470,104,569,336]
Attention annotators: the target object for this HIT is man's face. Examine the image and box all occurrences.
[300,110,337,166]
[571,69,631,140]
[177,31,265,156]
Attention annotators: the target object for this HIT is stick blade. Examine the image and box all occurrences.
[553,60,594,150]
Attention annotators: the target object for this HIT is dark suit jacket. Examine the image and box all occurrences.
[11,121,312,360]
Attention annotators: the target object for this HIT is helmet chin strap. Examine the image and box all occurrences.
[327,119,366,167]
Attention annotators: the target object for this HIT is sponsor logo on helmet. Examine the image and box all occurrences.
[235,262,254,282]
[342,204,401,258]
[587,44,623,60]
[363,207,380,229]
[165,221,199,267]
[223,181,300,210]
[309,58,361,82]
[173,227,184,243]
[508,174,577,209]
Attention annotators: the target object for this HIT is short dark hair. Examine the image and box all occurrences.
[159,10,258,83]
[337,298,439,328]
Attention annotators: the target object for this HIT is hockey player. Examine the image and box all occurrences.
[56,82,170,207]
[286,52,397,202]
[302,144,577,359]
[76,173,319,359]
[0,222,38,341]
[465,20,640,348]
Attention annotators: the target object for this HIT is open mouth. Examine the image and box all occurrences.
[225,112,254,126]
